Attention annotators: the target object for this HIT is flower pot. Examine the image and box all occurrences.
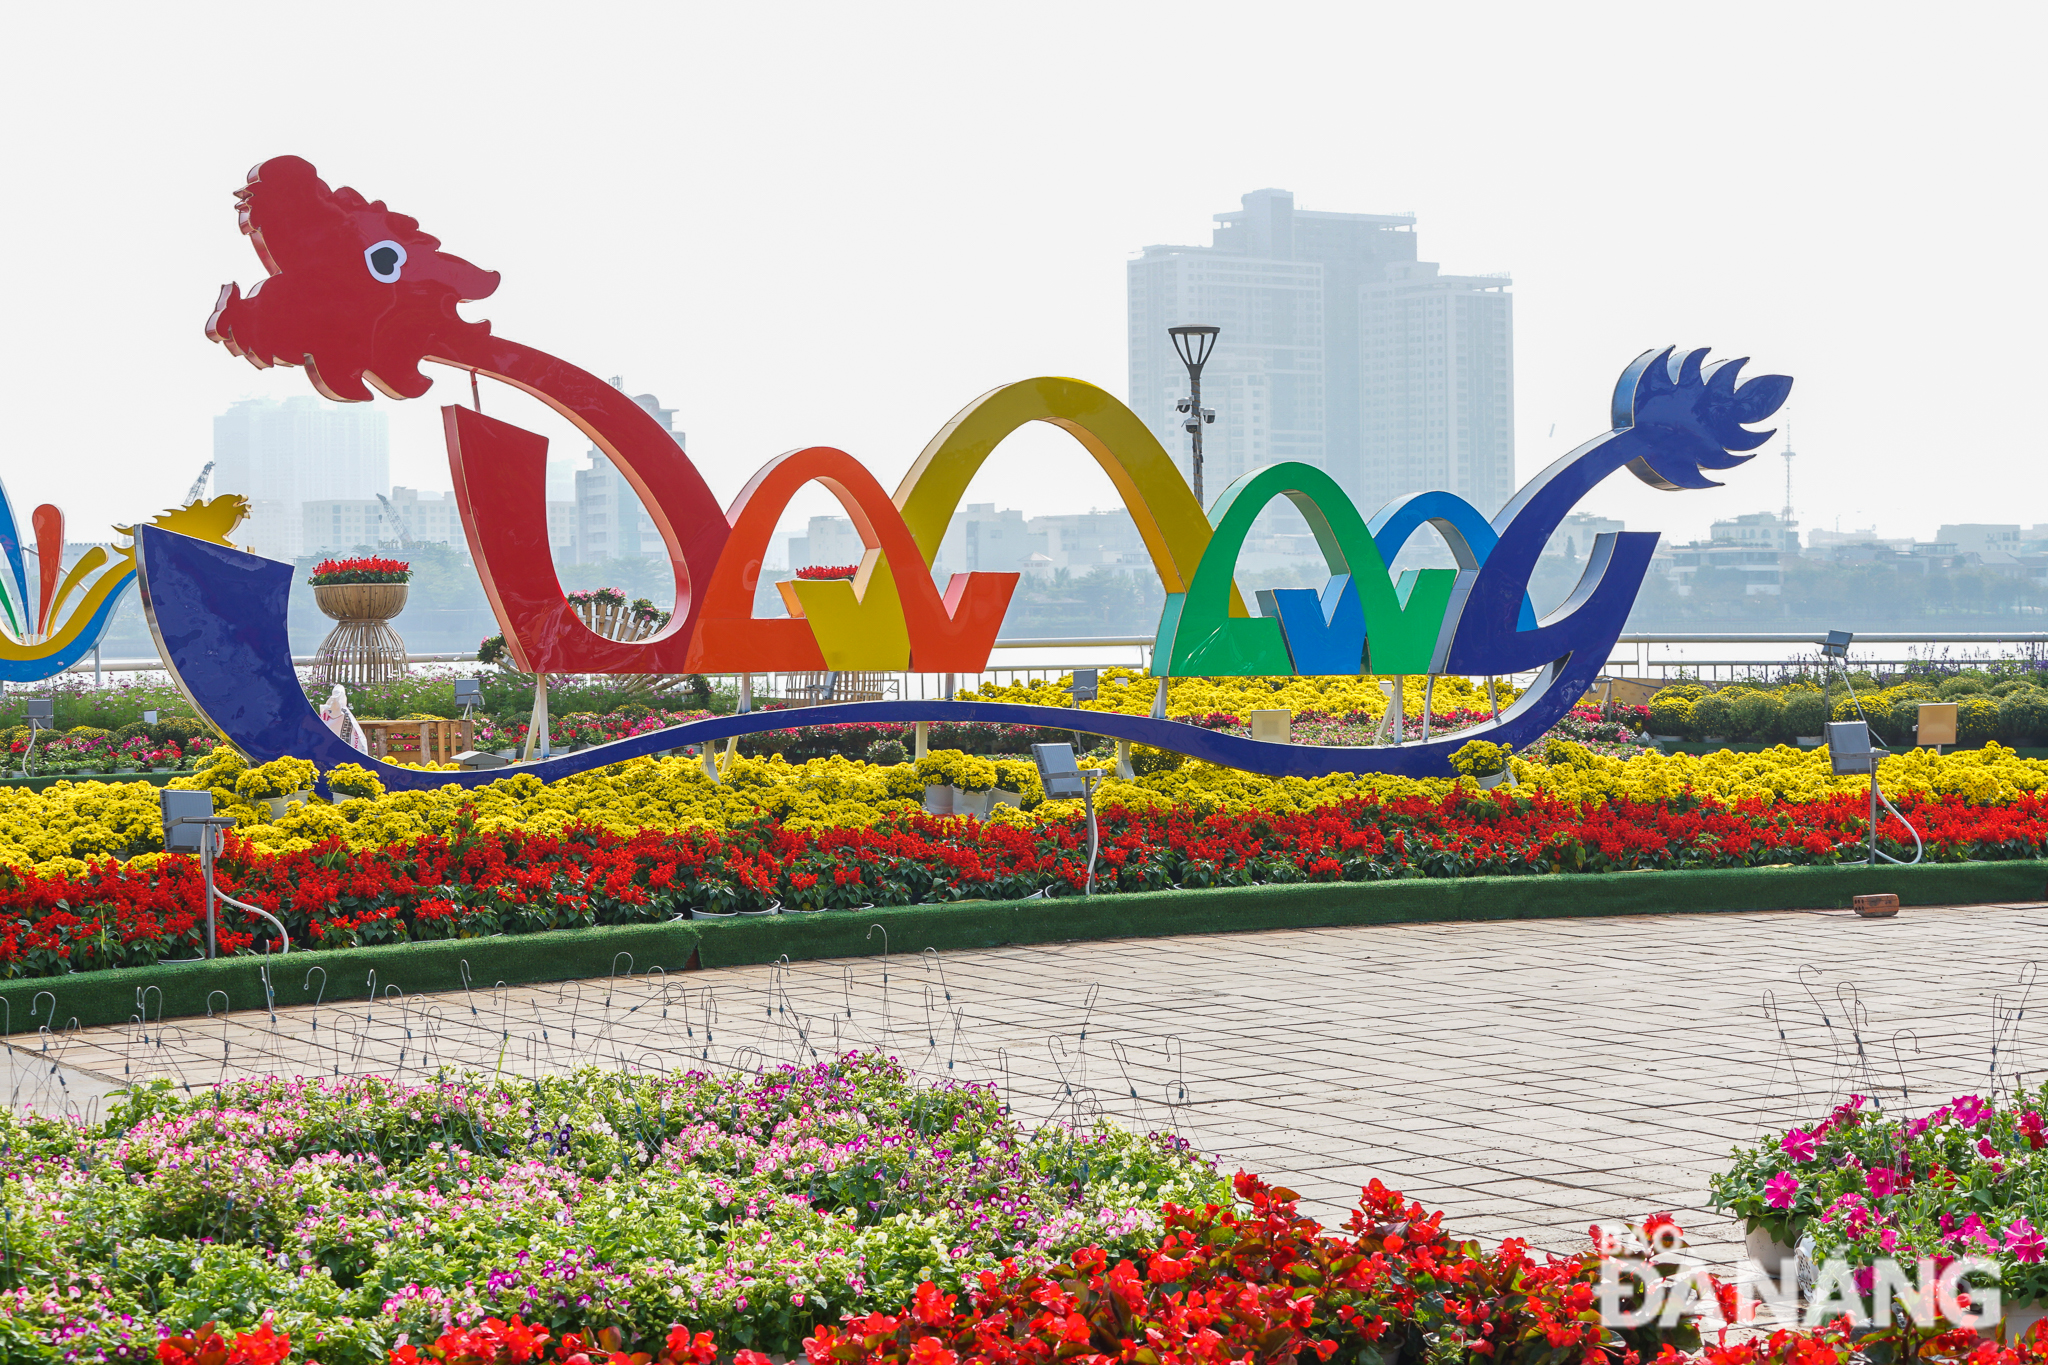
[923,784,953,816]
[264,790,313,821]
[1476,770,1509,790]
[1742,1227,1814,1298]
[953,788,995,819]
[991,787,1023,810]
[311,583,409,685]
[1797,735,1826,748]
[1993,1304,2048,1343]
[313,582,408,621]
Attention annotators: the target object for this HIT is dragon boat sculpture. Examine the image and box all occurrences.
[140,155,1790,787]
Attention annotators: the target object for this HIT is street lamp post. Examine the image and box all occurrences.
[1169,325,1219,504]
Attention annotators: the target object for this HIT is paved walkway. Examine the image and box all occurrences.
[12,900,2048,1270]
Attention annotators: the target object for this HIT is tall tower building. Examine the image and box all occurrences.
[212,396,390,560]
[574,389,684,562]
[1128,189,1513,516]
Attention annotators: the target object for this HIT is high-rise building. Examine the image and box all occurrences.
[574,390,684,562]
[1358,262,1515,516]
[1128,189,1513,517]
[212,396,390,560]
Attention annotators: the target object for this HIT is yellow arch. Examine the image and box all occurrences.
[888,377,1246,618]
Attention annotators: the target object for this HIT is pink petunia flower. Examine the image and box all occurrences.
[1782,1128,1819,1162]
[1866,1167,1899,1199]
[2008,1217,2047,1265]
[1765,1171,1800,1210]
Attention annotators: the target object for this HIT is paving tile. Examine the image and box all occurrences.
[15,901,2039,1268]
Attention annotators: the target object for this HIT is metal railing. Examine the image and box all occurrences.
[37,631,2048,694]
[1604,632,2048,683]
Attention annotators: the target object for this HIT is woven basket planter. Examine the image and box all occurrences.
[311,582,409,685]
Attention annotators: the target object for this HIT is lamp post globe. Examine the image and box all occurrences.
[1168,325,1220,505]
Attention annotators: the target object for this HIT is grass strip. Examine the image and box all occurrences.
[686,859,2048,966]
[8,860,2040,1031]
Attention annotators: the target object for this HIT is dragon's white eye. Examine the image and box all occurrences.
[364,240,407,284]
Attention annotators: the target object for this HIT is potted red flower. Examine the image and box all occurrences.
[307,556,412,683]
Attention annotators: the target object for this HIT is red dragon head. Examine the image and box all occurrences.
[205,155,501,401]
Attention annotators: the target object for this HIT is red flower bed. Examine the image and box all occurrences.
[3,788,2043,978]
[796,564,860,579]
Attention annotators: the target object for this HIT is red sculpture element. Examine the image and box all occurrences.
[446,407,702,674]
[211,157,729,669]
[31,504,61,634]
[205,155,501,403]
[688,447,1016,672]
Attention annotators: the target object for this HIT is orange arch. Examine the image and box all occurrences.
[688,447,1016,672]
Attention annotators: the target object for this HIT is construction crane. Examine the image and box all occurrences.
[375,493,418,550]
[185,461,214,504]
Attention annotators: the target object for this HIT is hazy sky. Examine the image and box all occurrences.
[1,2,2038,556]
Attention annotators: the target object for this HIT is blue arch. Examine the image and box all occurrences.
[1369,491,1538,632]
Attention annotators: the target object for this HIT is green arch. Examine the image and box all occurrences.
[1151,462,1456,677]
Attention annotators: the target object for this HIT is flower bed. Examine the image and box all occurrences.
[5,711,2048,974]
[13,1060,2046,1365]
[3,731,211,778]
[1713,1089,2048,1309]
[9,761,2048,973]
[0,1058,1220,1364]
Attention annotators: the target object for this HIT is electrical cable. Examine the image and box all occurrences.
[1872,783,1924,866]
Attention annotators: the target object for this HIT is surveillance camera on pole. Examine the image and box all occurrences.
[1168,326,1220,505]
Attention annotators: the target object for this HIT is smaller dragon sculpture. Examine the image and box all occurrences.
[1440,346,1792,677]
[0,488,247,683]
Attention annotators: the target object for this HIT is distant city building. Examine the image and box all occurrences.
[1659,542,1787,595]
[575,390,684,563]
[1128,188,1513,517]
[1936,524,2025,564]
[784,516,868,574]
[302,487,469,555]
[1546,512,1626,561]
[1020,510,1150,575]
[936,505,1031,577]
[213,396,389,560]
[1805,524,1913,553]
[783,505,1162,588]
[1710,510,1799,553]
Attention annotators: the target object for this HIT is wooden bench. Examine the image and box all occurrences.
[358,718,476,764]
[777,672,895,707]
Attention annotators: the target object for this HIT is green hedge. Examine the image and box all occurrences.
[8,859,2040,1032]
